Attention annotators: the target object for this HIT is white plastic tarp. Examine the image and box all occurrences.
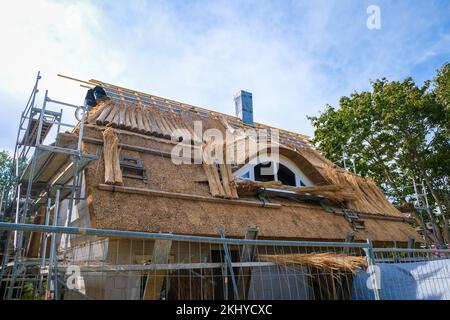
[352,259,450,300]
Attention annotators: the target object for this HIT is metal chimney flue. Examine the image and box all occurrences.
[234,90,253,126]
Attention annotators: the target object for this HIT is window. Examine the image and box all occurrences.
[254,162,275,182]
[277,163,296,186]
[253,162,296,186]
[234,155,312,187]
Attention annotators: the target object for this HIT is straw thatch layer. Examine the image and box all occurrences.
[258,252,367,273]
[321,166,402,217]
[90,101,192,142]
[235,179,358,203]
[102,127,123,185]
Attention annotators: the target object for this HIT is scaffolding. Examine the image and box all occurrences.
[0,72,97,300]
[0,73,449,300]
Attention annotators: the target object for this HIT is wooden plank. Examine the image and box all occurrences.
[97,184,282,208]
[80,135,195,162]
[143,240,172,300]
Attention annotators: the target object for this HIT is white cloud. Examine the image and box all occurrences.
[0,0,448,153]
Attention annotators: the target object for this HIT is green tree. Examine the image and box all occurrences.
[0,151,16,218]
[0,150,26,221]
[308,64,450,244]
[434,62,450,111]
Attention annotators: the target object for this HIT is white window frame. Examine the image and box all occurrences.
[233,154,313,187]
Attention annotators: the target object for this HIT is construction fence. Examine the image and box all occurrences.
[0,222,449,300]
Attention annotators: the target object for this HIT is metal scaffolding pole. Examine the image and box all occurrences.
[47,188,60,300]
[14,71,41,162]
[219,229,240,300]
[6,182,22,300]
[38,196,52,290]
[62,157,79,260]
[63,105,86,259]
[364,239,381,300]
[40,196,52,269]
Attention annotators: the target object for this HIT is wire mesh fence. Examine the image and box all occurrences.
[370,248,450,300]
[0,223,449,300]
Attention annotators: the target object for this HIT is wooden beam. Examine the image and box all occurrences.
[97,184,281,208]
[75,134,195,163]
[143,240,172,300]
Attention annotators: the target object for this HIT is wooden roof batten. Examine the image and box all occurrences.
[57,74,313,146]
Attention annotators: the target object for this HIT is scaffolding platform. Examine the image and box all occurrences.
[20,108,62,147]
[20,134,97,204]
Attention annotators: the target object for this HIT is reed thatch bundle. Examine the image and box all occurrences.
[322,166,401,216]
[102,127,123,185]
[235,179,358,203]
[258,252,367,273]
[87,100,112,124]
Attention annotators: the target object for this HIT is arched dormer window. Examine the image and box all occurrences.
[234,154,313,187]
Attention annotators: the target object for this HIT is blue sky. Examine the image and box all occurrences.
[0,0,449,153]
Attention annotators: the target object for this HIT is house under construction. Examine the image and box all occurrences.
[1,72,441,301]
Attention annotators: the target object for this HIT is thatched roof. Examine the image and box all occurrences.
[73,91,421,243]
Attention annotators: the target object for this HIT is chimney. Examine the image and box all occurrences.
[234,90,253,125]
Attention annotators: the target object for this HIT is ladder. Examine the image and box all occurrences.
[343,209,366,230]
[412,179,441,243]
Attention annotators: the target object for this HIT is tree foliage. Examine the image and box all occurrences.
[0,151,26,221]
[309,63,450,244]
[0,151,15,189]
